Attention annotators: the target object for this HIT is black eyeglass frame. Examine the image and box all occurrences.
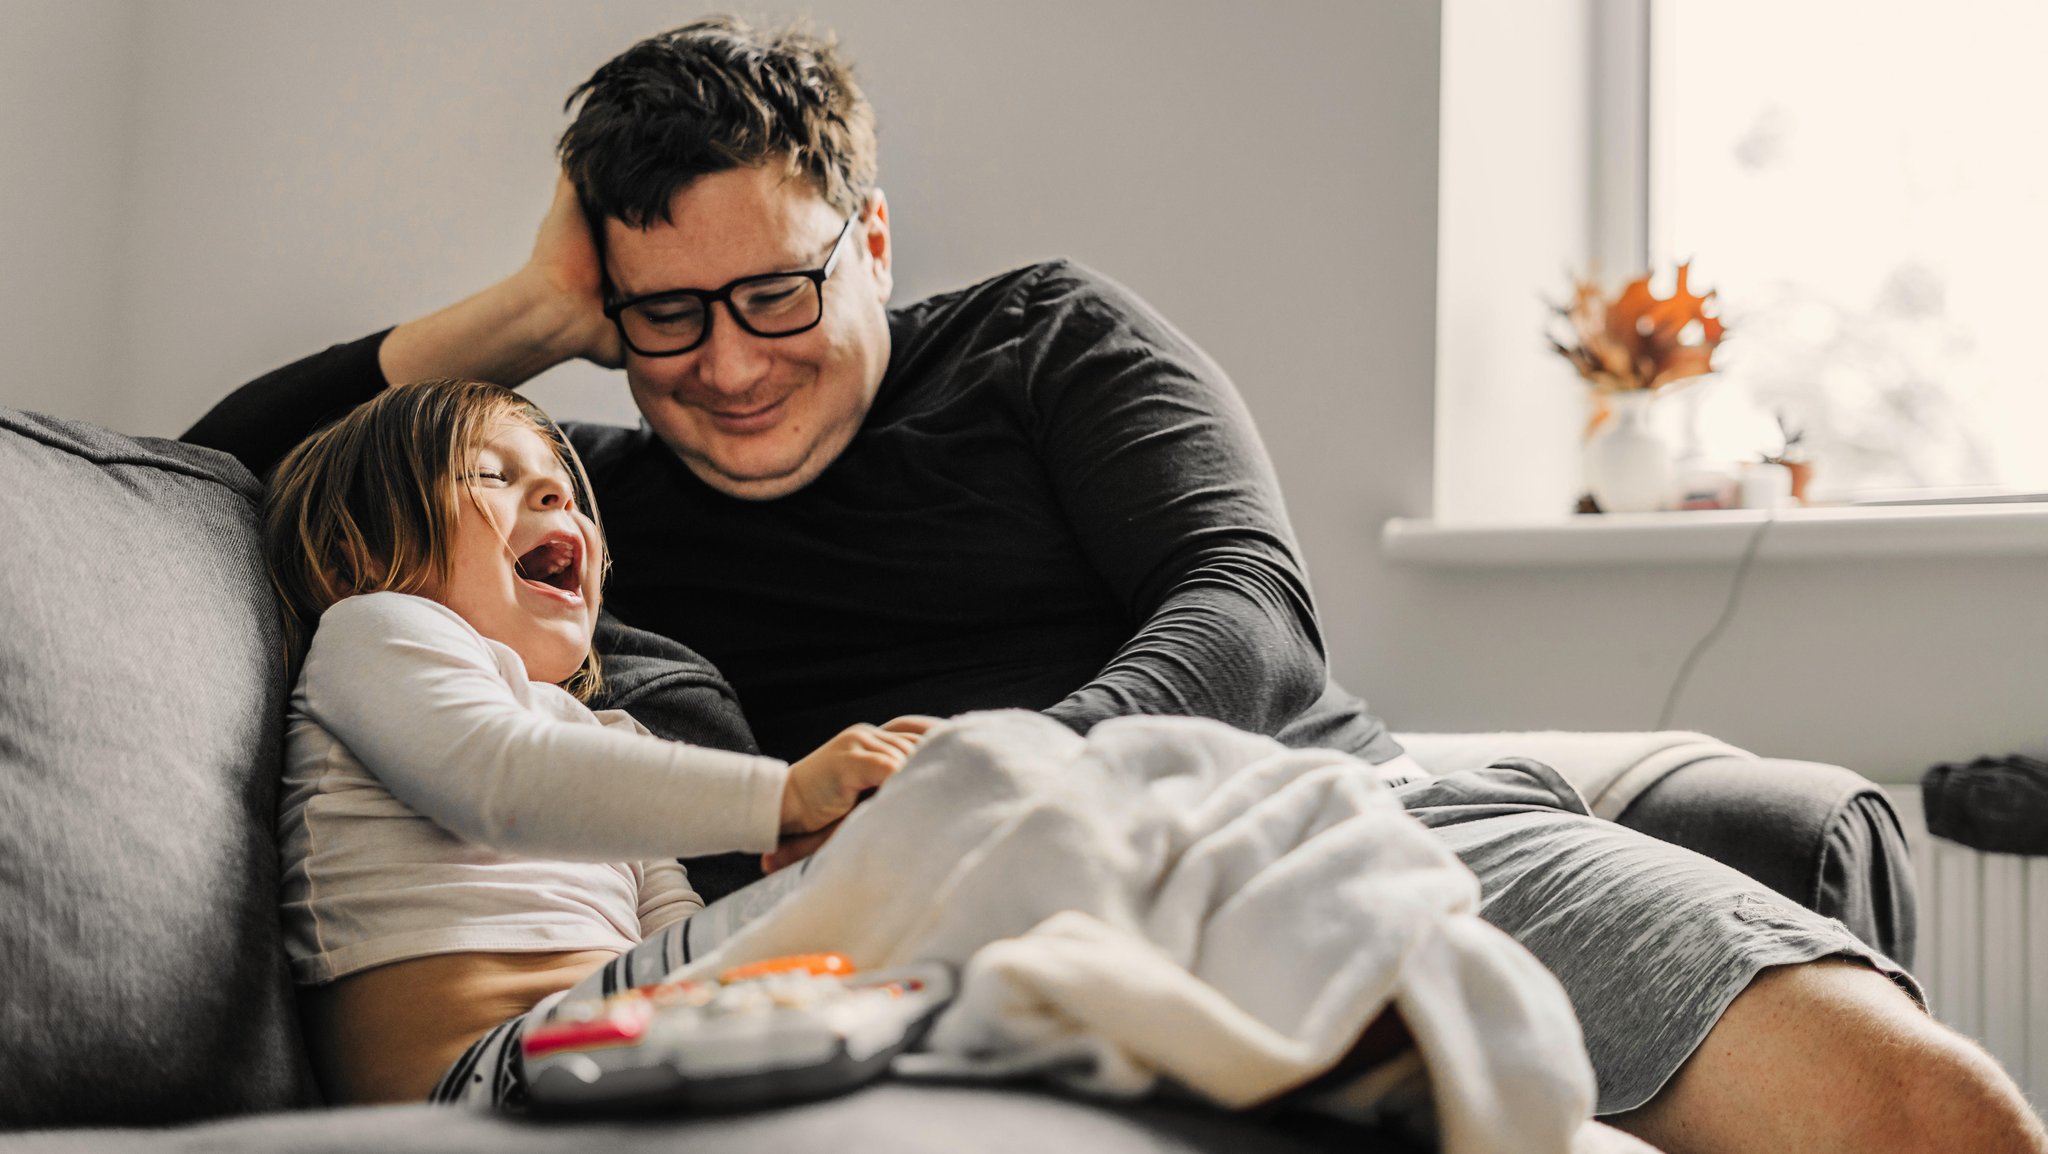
[601,214,859,358]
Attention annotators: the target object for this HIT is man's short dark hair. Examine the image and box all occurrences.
[559,15,878,227]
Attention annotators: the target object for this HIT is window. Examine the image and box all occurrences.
[1640,0,2048,501]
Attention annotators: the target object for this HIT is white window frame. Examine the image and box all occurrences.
[1591,0,1651,285]
[1399,0,2048,564]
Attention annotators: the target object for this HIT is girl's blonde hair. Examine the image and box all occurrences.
[262,378,609,700]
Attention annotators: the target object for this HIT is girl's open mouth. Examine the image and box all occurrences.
[514,534,583,602]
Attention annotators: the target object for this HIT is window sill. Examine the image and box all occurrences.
[1381,503,2048,568]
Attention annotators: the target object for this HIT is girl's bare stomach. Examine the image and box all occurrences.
[301,948,618,1104]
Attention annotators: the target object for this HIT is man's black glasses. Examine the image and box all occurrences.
[602,215,858,357]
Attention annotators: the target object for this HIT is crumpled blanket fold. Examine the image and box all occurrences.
[667,711,1597,1154]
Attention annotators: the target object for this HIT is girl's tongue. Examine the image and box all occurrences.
[515,539,577,591]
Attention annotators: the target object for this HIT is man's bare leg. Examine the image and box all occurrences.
[1608,960,2047,1154]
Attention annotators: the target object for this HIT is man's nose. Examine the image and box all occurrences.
[694,302,773,397]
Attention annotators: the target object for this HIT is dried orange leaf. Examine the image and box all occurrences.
[1550,263,1727,392]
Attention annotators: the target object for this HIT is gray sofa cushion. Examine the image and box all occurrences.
[0,410,316,1126]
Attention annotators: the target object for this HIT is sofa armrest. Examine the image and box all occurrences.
[1392,730,1746,820]
[1611,756,1917,968]
[1390,732,1917,968]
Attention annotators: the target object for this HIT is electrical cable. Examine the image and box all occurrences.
[1656,503,1781,730]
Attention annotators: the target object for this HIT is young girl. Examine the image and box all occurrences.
[263,378,928,1108]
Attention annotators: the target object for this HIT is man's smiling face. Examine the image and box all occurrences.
[605,165,894,501]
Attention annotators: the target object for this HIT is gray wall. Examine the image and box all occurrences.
[1368,552,2048,783]
[1,0,137,426]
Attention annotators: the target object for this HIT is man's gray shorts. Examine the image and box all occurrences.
[1394,760,1924,1115]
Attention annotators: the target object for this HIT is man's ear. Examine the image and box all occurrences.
[863,189,893,303]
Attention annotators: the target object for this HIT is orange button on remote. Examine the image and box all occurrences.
[719,952,855,983]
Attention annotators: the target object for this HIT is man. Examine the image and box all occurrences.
[187,16,2045,1152]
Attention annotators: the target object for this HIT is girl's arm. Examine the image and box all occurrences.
[300,591,787,861]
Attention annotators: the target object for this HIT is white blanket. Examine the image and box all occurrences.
[669,711,1600,1154]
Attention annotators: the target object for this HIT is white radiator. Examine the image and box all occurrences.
[1886,785,2048,1109]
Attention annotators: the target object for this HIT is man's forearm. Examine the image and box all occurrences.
[187,173,620,475]
[1044,580,1326,740]
[184,272,610,478]
[378,268,596,389]
[182,330,392,477]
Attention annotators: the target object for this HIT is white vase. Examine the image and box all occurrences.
[1583,391,1675,513]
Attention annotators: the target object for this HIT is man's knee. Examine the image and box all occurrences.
[1875,1024,2039,1147]
[1743,962,2041,1152]
[1863,1019,2046,1154]
[1618,961,2045,1153]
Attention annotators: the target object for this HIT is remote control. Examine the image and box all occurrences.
[523,953,954,1113]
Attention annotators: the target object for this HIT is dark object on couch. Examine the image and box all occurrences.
[0,406,1911,1148]
[1922,754,2048,856]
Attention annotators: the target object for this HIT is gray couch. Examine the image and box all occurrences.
[0,408,1913,1150]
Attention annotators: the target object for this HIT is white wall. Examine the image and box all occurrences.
[1367,551,2048,783]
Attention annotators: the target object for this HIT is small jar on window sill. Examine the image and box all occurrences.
[1740,461,1794,510]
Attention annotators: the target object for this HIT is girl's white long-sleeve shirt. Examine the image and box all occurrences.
[277,591,789,985]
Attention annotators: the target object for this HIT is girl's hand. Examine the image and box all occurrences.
[877,714,942,739]
[770,717,942,873]
[762,820,838,874]
[778,721,924,835]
